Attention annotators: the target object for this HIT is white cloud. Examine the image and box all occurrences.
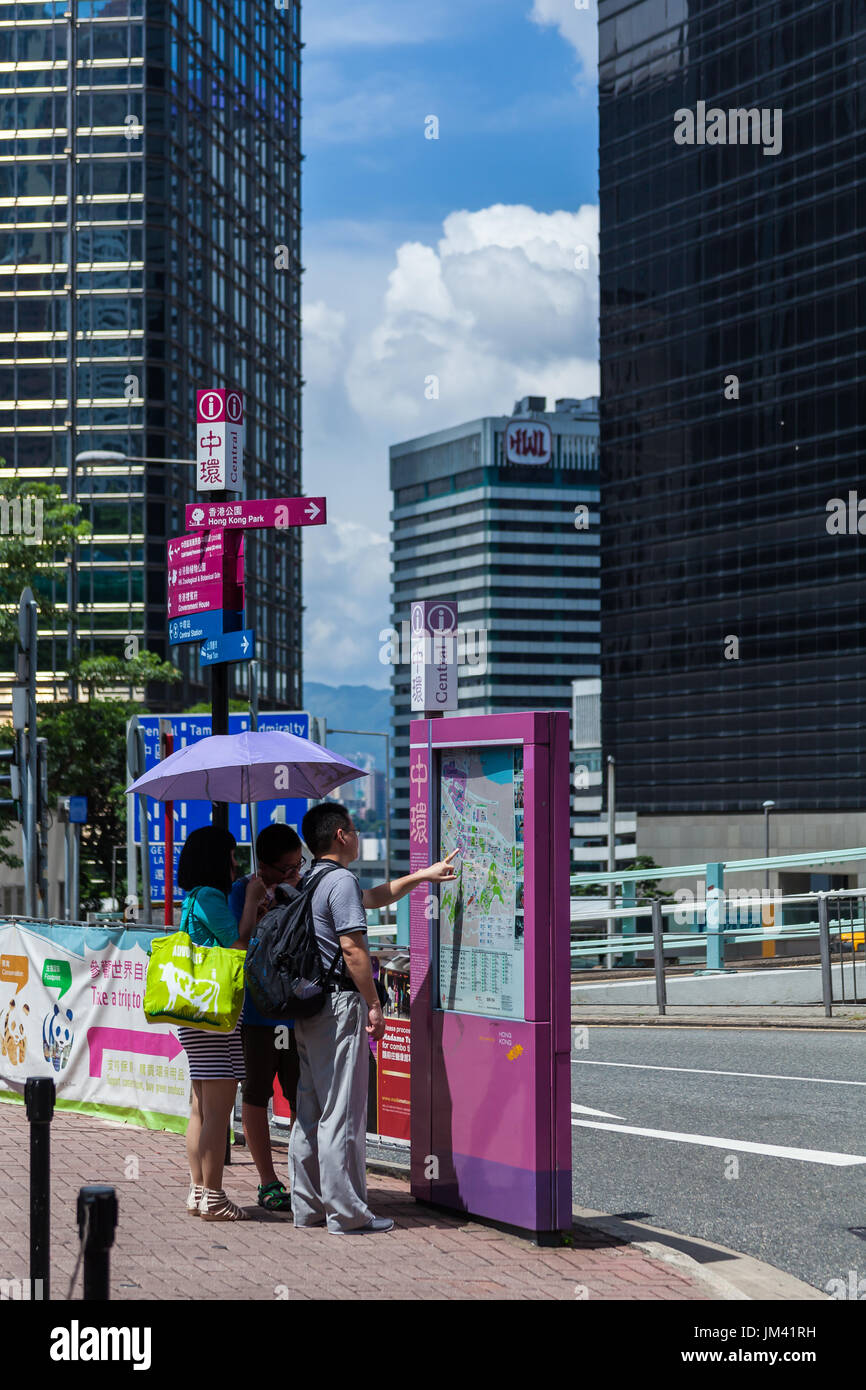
[345,202,599,432]
[302,202,599,687]
[529,0,598,83]
[302,301,348,386]
[302,519,391,688]
[303,0,496,51]
[303,60,426,146]
[303,2,443,50]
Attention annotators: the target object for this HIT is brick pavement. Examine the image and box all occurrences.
[0,1103,710,1301]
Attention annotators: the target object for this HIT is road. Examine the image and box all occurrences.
[570,1027,866,1293]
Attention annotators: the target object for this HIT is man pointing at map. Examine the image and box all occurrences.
[290,802,459,1234]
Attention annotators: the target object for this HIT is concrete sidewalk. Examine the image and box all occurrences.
[0,1103,712,1301]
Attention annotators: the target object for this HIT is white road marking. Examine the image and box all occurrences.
[571,1103,625,1120]
[571,1059,866,1087]
[570,1118,866,1166]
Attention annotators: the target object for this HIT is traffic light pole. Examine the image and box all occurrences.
[36,738,48,911]
[14,590,38,918]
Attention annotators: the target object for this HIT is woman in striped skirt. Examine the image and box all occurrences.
[175,826,266,1221]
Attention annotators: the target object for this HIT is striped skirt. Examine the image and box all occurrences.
[177,1017,245,1081]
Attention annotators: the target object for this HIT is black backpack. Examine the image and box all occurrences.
[244,860,347,1019]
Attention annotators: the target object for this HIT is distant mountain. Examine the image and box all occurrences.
[303,681,392,768]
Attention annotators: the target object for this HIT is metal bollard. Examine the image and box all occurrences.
[24,1075,55,1301]
[651,899,667,1017]
[76,1186,118,1301]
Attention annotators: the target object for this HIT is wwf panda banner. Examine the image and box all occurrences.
[0,920,190,1132]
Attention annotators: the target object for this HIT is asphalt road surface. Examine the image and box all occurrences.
[570,1027,866,1293]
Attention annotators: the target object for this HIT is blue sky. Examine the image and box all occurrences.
[303,1,598,227]
[299,0,599,690]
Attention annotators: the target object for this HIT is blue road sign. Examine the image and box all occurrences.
[68,795,88,824]
[133,712,310,903]
[200,629,255,666]
[168,609,243,646]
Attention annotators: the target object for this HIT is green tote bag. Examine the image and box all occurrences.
[143,890,245,1032]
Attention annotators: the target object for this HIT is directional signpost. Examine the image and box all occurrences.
[200,629,255,667]
[168,609,243,647]
[185,497,326,531]
[159,385,328,846]
[166,530,243,620]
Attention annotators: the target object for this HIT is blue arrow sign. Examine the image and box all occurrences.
[199,628,255,666]
[168,608,243,646]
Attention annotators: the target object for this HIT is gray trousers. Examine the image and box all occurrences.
[289,992,373,1233]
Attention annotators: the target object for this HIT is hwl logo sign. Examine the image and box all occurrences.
[674,101,782,157]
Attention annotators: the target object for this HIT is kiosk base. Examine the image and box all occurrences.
[411,1197,572,1249]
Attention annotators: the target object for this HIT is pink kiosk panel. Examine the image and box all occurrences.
[409,710,571,1236]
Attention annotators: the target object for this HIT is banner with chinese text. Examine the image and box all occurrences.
[0,921,189,1132]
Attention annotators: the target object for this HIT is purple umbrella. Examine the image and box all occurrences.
[125,729,367,803]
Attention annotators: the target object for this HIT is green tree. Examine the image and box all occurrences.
[38,652,181,909]
[0,474,90,646]
[624,855,674,904]
[184,699,249,714]
[67,650,182,703]
[0,474,91,869]
[571,854,674,903]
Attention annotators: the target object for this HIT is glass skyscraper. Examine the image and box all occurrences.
[599,0,866,817]
[0,0,302,709]
[389,397,601,871]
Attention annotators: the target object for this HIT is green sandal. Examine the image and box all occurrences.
[257,1181,292,1212]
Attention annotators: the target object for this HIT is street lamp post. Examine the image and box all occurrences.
[74,452,197,467]
[605,755,615,969]
[762,800,776,893]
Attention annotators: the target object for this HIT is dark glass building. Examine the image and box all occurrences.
[599,0,866,816]
[0,0,302,709]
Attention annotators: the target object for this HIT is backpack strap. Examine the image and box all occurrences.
[308,861,357,985]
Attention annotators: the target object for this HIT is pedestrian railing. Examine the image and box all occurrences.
[569,891,865,1016]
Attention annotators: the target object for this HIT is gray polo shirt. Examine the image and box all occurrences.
[306,862,367,981]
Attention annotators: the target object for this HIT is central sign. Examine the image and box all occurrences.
[195,388,244,492]
[410,599,458,713]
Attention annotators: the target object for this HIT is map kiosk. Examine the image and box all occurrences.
[408,710,571,1237]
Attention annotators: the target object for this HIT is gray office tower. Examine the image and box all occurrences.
[599,1,866,877]
[0,0,302,710]
[388,396,600,872]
